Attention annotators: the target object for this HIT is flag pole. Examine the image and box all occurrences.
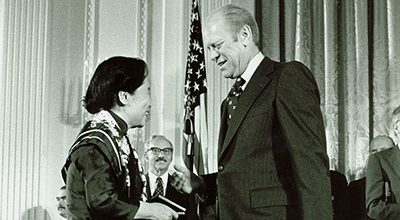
[184,105,194,171]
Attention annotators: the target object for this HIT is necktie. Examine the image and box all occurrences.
[153,177,164,198]
[227,77,245,122]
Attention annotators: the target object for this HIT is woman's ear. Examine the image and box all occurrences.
[118,91,129,105]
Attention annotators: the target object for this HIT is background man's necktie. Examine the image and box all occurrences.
[226,77,245,123]
[153,177,164,198]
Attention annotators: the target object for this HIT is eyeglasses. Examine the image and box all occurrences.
[56,196,66,202]
[148,147,173,155]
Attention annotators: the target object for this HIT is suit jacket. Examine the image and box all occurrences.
[145,174,198,220]
[366,147,400,219]
[217,56,332,220]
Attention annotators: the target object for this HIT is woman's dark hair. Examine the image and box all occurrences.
[84,56,148,114]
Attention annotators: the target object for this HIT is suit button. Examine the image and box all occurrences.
[218,165,224,171]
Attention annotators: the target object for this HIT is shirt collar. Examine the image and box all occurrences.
[149,171,169,184]
[240,52,264,90]
[149,171,169,195]
[108,110,128,134]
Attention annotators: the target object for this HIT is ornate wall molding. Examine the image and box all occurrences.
[82,0,99,123]
[138,0,148,60]
[130,0,148,163]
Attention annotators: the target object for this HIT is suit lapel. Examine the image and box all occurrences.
[219,57,275,160]
[390,147,400,179]
[218,101,228,154]
[145,174,152,199]
[166,175,176,197]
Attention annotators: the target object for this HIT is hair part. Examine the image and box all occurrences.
[208,4,260,48]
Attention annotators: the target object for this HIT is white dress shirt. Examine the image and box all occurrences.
[148,171,168,196]
[240,52,264,91]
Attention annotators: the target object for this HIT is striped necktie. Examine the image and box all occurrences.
[153,177,164,198]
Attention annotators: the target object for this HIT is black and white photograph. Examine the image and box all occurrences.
[0,0,399,219]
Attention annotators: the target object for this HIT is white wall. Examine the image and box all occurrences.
[98,0,139,59]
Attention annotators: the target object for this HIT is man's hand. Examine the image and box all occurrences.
[171,164,205,194]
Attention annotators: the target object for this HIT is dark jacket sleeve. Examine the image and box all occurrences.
[71,144,139,219]
[366,153,400,220]
[275,62,333,220]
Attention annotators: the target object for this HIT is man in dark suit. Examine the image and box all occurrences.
[365,131,400,219]
[144,135,198,220]
[201,3,332,220]
[348,135,395,220]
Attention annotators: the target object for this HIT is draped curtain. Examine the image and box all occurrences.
[258,0,400,181]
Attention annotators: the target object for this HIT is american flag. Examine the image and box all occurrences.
[183,0,208,175]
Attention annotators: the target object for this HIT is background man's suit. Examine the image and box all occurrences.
[366,147,400,219]
[217,56,332,220]
[145,174,198,220]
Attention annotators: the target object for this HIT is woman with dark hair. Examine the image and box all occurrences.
[62,56,178,220]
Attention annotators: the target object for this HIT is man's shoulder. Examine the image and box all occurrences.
[260,58,311,81]
[369,147,399,169]
[373,146,397,158]
[281,60,311,74]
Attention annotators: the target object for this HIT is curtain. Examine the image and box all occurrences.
[259,0,400,181]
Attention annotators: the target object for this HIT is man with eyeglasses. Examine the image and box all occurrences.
[144,135,199,220]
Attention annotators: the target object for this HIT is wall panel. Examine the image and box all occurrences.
[0,0,51,219]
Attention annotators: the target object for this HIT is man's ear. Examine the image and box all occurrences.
[118,91,129,105]
[239,24,252,47]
